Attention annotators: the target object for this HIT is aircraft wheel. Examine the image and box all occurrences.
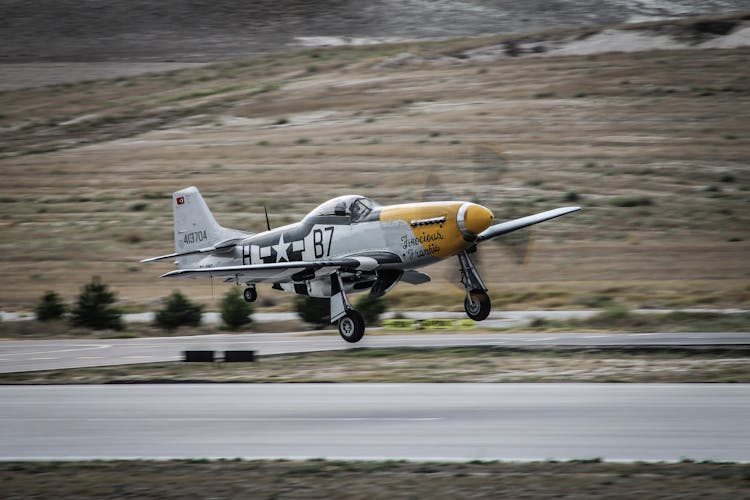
[338,310,365,343]
[243,287,257,303]
[464,292,491,321]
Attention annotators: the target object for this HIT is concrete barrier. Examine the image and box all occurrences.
[183,350,215,362]
[224,350,256,362]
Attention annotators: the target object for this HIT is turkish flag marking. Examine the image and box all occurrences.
[176,196,185,205]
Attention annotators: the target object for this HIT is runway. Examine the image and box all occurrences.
[1,383,748,462]
[1,330,749,373]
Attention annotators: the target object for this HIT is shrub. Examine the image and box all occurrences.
[295,296,330,328]
[564,191,580,202]
[155,291,203,330]
[354,294,388,325]
[35,291,66,321]
[593,303,633,324]
[574,295,614,308]
[610,196,653,207]
[220,287,253,330]
[294,295,387,327]
[129,202,148,212]
[530,317,547,328]
[70,277,123,330]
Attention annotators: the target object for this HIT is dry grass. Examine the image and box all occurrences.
[1,19,749,313]
[0,318,310,339]
[1,459,749,499]
[520,308,750,333]
[1,309,747,340]
[2,347,749,384]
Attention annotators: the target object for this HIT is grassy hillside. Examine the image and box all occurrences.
[1,19,749,312]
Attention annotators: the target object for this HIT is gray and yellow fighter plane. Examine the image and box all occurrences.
[143,187,579,342]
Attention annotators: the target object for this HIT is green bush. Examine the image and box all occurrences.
[220,287,253,330]
[595,303,632,323]
[35,291,66,321]
[354,294,388,325]
[564,191,580,202]
[155,291,203,330]
[70,277,123,330]
[610,196,653,207]
[294,296,330,328]
[294,294,387,327]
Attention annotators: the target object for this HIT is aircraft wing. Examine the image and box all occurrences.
[477,206,581,243]
[160,259,363,284]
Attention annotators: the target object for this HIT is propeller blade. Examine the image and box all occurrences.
[496,227,534,265]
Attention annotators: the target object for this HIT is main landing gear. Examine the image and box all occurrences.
[458,250,491,321]
[330,272,366,343]
[337,309,365,343]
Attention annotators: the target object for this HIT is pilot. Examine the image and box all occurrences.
[334,201,348,217]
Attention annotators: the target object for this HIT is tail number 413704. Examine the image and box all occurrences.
[184,230,208,245]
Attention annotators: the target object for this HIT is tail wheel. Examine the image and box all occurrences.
[338,309,366,343]
[464,292,491,321]
[243,287,257,303]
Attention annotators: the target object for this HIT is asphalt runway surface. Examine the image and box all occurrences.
[2,331,750,373]
[1,383,748,462]
[2,331,749,373]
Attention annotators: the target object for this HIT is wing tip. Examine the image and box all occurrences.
[559,205,582,213]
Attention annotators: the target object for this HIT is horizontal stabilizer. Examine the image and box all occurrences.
[140,237,247,263]
[477,206,580,242]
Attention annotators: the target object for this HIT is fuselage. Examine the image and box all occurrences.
[190,196,493,296]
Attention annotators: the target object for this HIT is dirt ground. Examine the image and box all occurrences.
[2,347,749,384]
[1,16,749,313]
[2,459,749,499]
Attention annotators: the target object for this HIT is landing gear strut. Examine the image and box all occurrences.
[243,286,257,303]
[330,272,366,343]
[458,250,491,321]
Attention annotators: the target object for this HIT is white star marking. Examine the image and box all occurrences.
[272,234,291,262]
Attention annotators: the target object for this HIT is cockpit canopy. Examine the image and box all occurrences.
[305,195,378,223]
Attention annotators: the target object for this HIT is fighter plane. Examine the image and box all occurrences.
[143,186,579,342]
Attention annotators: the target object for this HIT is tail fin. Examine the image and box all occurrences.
[173,186,225,253]
[141,187,250,266]
[172,187,249,266]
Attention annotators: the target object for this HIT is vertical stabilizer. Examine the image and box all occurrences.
[141,187,250,267]
[173,186,226,254]
[171,187,251,270]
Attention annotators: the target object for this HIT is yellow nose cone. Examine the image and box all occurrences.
[459,203,494,238]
